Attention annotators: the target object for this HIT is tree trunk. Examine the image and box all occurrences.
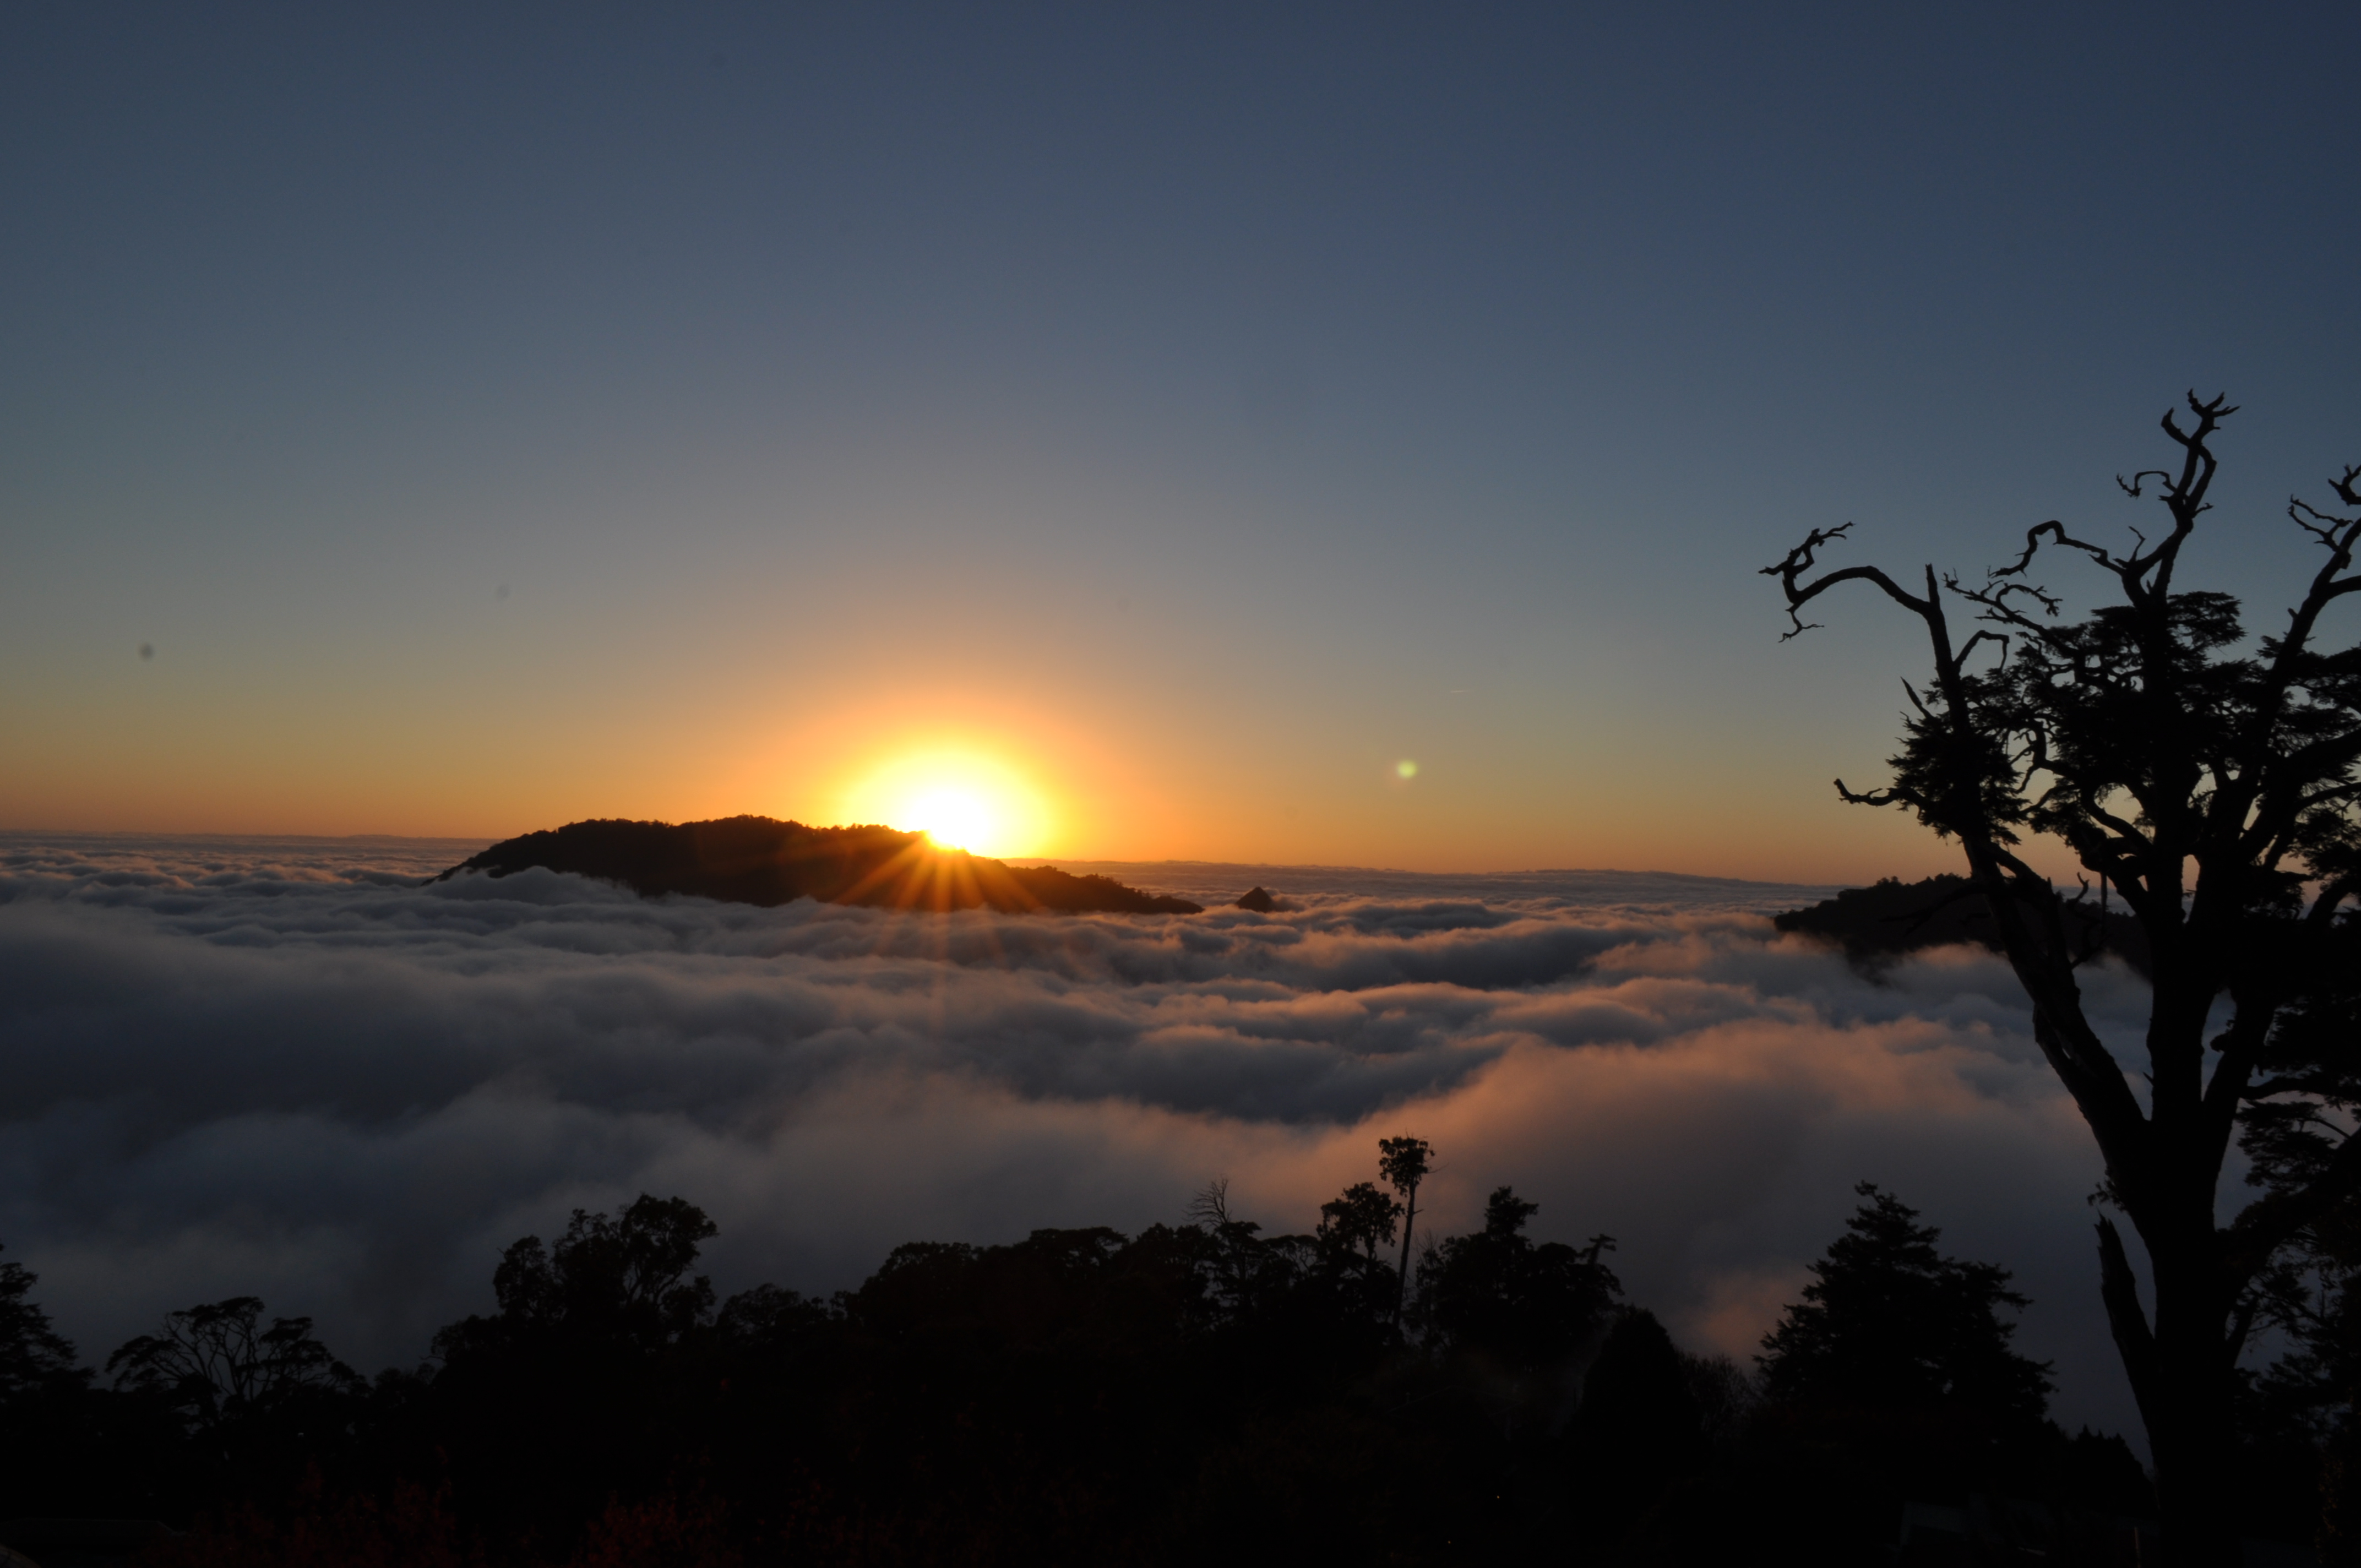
[2147,1254,2241,1566]
[2020,912,2249,1566]
[2102,1178,2243,1565]
[1393,1184,1418,1332]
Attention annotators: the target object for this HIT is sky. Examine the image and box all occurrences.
[6,3,2360,879]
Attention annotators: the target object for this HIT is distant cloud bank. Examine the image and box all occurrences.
[0,835,2147,1435]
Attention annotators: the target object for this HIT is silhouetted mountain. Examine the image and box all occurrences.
[438,816,1204,914]
[1776,874,2148,975]
[1234,886,1276,912]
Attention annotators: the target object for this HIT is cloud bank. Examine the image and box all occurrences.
[0,834,2151,1436]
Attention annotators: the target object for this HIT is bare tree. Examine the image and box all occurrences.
[1762,393,2361,1564]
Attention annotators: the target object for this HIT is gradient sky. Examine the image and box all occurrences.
[6,3,2358,880]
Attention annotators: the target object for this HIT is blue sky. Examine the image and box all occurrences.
[5,3,2357,877]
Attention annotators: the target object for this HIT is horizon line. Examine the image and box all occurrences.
[0,824,1851,890]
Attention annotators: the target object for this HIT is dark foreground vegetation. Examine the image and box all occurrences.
[19,1140,2332,1566]
[439,816,1205,914]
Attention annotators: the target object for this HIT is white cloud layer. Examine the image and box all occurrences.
[0,834,2153,1438]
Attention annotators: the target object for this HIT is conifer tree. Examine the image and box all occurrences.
[1759,1183,2052,1425]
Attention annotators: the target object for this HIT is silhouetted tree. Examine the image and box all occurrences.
[1184,1178,1297,1319]
[1762,395,2361,1562]
[0,1241,80,1400]
[0,1242,106,1522]
[1317,1180,1401,1264]
[478,1194,720,1351]
[1379,1136,1434,1331]
[426,1195,723,1550]
[108,1297,363,1431]
[1301,1178,1404,1331]
[1759,1184,2052,1425]
[94,1294,367,1518]
[1417,1186,1620,1379]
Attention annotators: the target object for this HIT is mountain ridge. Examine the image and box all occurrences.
[438,815,1205,914]
[1775,873,2149,974]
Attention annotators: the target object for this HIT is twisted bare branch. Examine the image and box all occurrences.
[1759,522,1930,639]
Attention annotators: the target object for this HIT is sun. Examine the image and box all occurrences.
[906,786,996,852]
[834,747,1053,859]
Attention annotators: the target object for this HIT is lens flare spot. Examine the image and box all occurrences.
[1395,759,1419,780]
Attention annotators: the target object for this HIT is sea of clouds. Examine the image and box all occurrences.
[0,833,2158,1436]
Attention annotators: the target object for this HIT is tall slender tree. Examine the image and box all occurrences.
[1379,1136,1433,1332]
[1762,395,2361,1564]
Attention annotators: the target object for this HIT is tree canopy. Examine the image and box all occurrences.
[0,1161,2181,1564]
[1417,1186,1619,1378]
[107,1298,362,1431]
[1759,1183,2051,1425]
